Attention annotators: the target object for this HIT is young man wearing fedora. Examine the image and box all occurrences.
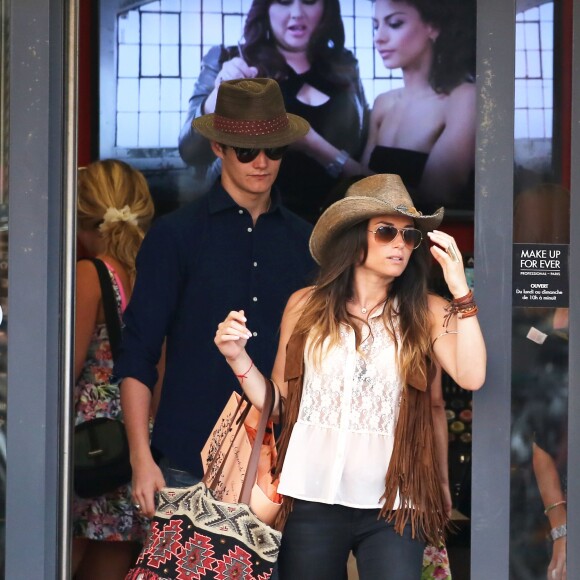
[115,78,316,518]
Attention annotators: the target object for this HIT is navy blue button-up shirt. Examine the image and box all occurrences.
[115,182,316,475]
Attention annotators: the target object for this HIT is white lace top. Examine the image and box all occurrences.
[278,306,404,508]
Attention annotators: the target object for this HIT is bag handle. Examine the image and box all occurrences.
[239,379,275,505]
[202,379,275,506]
[87,258,122,361]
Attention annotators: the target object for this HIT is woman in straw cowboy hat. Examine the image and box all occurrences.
[215,173,486,579]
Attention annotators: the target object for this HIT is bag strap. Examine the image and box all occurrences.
[87,258,122,362]
[239,379,275,505]
[202,393,252,490]
[202,380,275,506]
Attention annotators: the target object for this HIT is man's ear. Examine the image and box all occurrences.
[211,141,225,159]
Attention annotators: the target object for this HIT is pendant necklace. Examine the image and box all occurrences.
[349,296,387,316]
[348,298,369,315]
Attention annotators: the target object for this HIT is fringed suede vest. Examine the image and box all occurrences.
[273,327,449,545]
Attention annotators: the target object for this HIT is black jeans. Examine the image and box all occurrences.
[278,500,425,580]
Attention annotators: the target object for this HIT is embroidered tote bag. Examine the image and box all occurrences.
[201,389,282,527]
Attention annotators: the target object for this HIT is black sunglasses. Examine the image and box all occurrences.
[221,144,288,163]
[368,225,423,249]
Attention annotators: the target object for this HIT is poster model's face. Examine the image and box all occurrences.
[268,0,325,54]
[372,0,439,71]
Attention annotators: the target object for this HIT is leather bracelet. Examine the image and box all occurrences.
[443,292,478,327]
[452,290,474,304]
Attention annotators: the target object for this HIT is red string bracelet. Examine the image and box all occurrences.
[235,360,254,384]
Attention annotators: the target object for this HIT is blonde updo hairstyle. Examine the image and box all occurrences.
[77,159,154,283]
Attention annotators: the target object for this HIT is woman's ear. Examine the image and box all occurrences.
[427,25,440,43]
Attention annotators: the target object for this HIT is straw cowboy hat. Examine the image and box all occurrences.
[309,173,445,264]
[192,78,310,148]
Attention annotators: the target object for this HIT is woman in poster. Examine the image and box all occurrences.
[362,0,476,214]
[178,0,369,224]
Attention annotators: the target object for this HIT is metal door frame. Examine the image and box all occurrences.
[472,0,579,577]
[5,0,76,577]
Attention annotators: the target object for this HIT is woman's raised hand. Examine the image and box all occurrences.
[214,58,258,88]
[214,310,253,361]
[427,230,470,299]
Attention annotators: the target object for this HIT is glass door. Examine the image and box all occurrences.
[510,1,570,578]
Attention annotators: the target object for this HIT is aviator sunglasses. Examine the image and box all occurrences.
[368,225,423,249]
[221,144,288,163]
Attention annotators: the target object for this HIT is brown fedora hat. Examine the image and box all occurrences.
[192,78,310,148]
[309,174,444,264]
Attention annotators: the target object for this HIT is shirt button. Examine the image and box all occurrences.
[252,332,258,337]
[253,297,258,302]
[253,262,258,267]
[247,227,253,233]
[238,209,243,215]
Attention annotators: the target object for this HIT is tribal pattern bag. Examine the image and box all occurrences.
[126,483,280,579]
[126,381,280,580]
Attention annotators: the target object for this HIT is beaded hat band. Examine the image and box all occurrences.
[193,78,310,148]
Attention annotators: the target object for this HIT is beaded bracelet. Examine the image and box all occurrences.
[544,500,567,515]
[550,524,567,541]
[459,304,479,319]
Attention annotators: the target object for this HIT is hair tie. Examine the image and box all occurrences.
[100,205,139,230]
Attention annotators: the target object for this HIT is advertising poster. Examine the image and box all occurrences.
[99,0,476,223]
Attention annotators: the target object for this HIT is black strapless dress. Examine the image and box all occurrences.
[369,145,474,214]
[275,66,367,224]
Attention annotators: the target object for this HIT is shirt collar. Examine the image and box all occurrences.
[368,302,386,319]
[208,181,282,215]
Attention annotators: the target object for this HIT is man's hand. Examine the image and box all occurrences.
[131,453,166,518]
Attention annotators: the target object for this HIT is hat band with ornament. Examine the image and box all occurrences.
[213,113,289,136]
[192,78,310,148]
[309,173,444,264]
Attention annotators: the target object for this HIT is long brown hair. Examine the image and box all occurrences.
[294,219,433,384]
[386,0,476,94]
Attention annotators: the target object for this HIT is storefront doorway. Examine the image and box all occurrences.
[1,0,579,578]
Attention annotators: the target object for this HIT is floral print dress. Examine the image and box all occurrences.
[422,543,452,579]
[72,262,149,542]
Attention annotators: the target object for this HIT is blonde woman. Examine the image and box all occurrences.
[215,174,486,579]
[73,160,155,579]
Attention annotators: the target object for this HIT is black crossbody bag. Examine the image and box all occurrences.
[74,258,132,499]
